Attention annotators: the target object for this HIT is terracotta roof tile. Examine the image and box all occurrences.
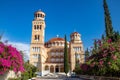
[48,38,64,42]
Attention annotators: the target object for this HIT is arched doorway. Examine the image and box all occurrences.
[55,65,59,73]
[60,65,64,72]
[50,65,54,73]
[45,65,49,70]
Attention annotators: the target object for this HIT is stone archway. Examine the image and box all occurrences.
[55,65,59,73]
[45,65,49,70]
[50,65,54,73]
[60,65,64,72]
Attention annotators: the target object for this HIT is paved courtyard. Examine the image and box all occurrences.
[36,78,83,80]
[34,73,91,80]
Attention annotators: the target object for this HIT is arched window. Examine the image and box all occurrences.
[34,25,36,30]
[40,25,42,30]
[45,65,49,70]
[37,25,39,30]
[34,62,37,67]
[38,14,40,17]
[40,14,42,17]
[56,59,59,62]
[35,47,37,52]
[51,52,54,56]
[38,47,40,52]
[38,35,40,40]
[35,35,37,40]
[37,14,39,17]
[51,58,55,62]
[33,47,35,51]
[57,42,59,46]
[42,14,44,18]
[61,58,64,62]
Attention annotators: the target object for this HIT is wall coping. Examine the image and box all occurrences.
[78,75,120,80]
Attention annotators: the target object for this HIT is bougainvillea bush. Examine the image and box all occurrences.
[79,39,120,77]
[0,42,24,75]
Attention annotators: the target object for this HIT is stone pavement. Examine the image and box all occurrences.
[34,73,91,80]
[35,78,84,80]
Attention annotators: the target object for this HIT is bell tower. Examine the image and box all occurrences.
[31,10,45,44]
[69,32,84,71]
[30,10,46,71]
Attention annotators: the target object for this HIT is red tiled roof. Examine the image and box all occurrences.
[71,32,80,36]
[72,32,79,34]
[48,38,64,42]
[34,10,45,14]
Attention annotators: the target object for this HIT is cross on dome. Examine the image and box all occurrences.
[56,35,59,37]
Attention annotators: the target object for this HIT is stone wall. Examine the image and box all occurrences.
[0,71,21,80]
[78,75,120,80]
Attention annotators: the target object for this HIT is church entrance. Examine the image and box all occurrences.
[55,65,59,72]
[55,67,59,72]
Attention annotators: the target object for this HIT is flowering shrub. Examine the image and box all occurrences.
[0,43,24,75]
[79,39,120,77]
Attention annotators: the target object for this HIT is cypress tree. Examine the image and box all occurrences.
[85,48,89,58]
[64,35,69,76]
[101,34,105,40]
[103,0,114,38]
[92,40,98,54]
[113,31,120,42]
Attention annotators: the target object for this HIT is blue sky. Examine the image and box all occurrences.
[0,0,120,50]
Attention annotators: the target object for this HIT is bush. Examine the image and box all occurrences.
[21,61,37,80]
[0,43,24,75]
[8,78,21,80]
[79,39,120,77]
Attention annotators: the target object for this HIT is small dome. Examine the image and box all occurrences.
[70,32,80,37]
[48,38,64,42]
[34,10,45,20]
[34,10,45,15]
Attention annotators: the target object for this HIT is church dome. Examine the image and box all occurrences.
[34,10,45,15]
[34,10,45,20]
[45,37,68,48]
[70,32,80,37]
[48,38,64,42]
[70,32,81,42]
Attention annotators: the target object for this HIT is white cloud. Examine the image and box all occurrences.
[1,35,30,61]
[8,42,30,61]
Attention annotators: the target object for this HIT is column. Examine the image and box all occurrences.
[59,65,60,72]
[54,65,55,73]
[49,66,50,73]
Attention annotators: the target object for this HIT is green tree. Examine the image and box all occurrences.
[92,40,99,54]
[103,0,114,39]
[101,34,105,40]
[21,61,37,79]
[64,35,69,76]
[112,31,120,42]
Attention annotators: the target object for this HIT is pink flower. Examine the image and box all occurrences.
[107,39,112,43]
[80,64,89,71]
[0,59,11,67]
[102,53,107,57]
[90,62,95,67]
[108,62,111,65]
[99,60,104,65]
[111,54,117,60]
[110,47,115,51]
[0,43,25,75]
[0,46,4,53]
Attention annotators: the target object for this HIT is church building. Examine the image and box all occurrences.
[29,10,84,76]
